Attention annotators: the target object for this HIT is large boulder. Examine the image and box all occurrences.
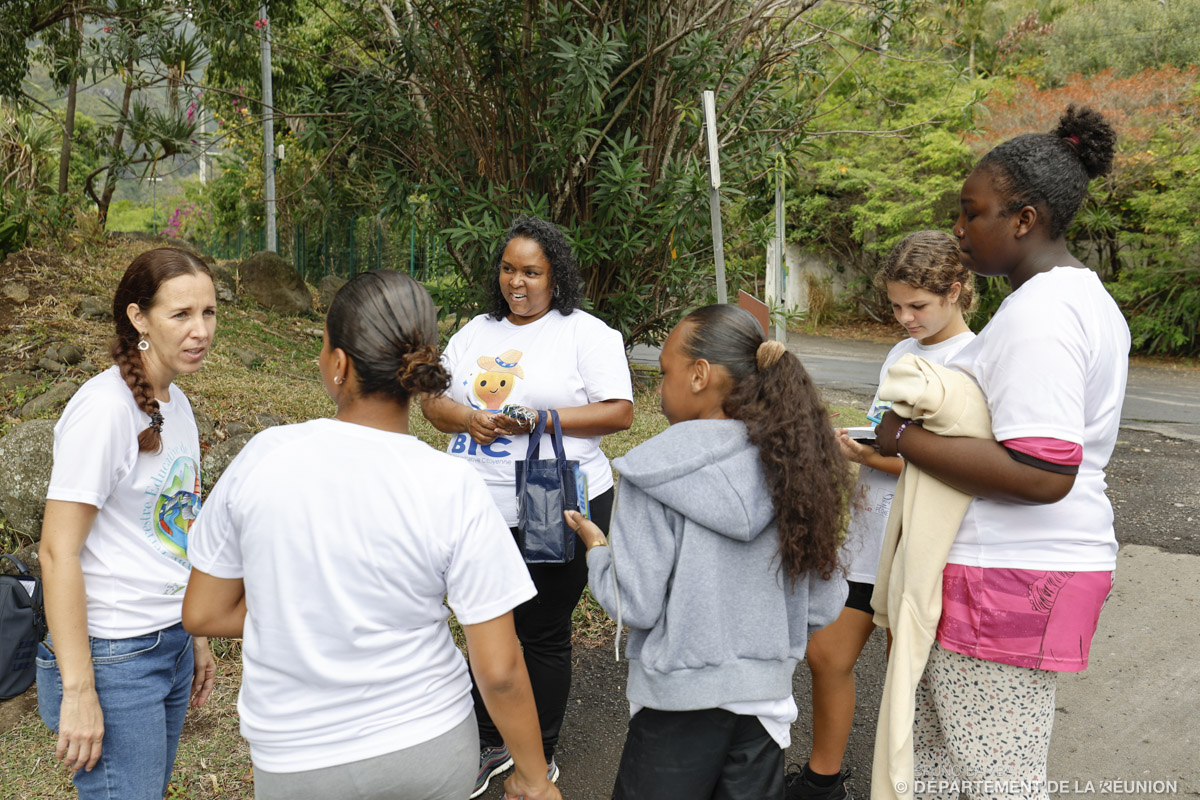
[238,251,312,315]
[202,431,253,490]
[0,419,55,541]
[317,274,348,309]
[209,263,237,303]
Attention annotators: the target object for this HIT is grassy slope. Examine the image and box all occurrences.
[0,237,870,799]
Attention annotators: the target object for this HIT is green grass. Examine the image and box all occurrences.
[0,235,874,797]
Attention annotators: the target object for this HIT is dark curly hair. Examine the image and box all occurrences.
[978,104,1117,239]
[680,305,850,582]
[111,247,213,454]
[326,270,450,403]
[875,230,977,317]
[485,215,584,320]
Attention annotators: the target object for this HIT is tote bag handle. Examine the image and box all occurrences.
[524,410,567,462]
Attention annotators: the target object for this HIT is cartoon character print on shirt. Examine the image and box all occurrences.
[470,349,525,410]
[451,349,527,461]
[140,443,201,571]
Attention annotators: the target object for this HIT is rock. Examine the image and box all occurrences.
[210,264,237,304]
[224,420,251,438]
[44,346,60,361]
[202,431,253,487]
[0,419,56,540]
[2,282,30,302]
[21,381,78,417]
[317,274,348,309]
[57,344,85,365]
[11,543,40,577]
[231,347,264,369]
[194,410,216,446]
[0,690,37,734]
[77,361,96,374]
[36,358,64,373]
[76,296,111,321]
[238,252,312,315]
[254,413,284,429]
[0,374,35,393]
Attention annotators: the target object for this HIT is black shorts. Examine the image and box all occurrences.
[845,580,875,614]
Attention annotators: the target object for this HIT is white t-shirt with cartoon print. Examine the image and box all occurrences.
[46,366,201,639]
[187,419,537,773]
[841,331,976,583]
[441,310,634,525]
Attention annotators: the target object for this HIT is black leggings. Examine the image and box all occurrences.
[471,487,614,759]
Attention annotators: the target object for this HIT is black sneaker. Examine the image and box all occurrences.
[784,763,853,800]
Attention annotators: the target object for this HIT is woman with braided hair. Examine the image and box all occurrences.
[37,247,218,799]
[566,304,851,800]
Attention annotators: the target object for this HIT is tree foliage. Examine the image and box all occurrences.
[239,0,926,344]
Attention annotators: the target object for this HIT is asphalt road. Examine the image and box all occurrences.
[635,334,1200,441]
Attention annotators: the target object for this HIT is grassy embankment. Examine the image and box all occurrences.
[0,237,869,799]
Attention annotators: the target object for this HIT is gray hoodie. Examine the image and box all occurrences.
[587,418,848,712]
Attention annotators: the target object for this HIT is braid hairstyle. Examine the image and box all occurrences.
[326,270,451,403]
[978,104,1117,238]
[111,247,212,453]
[875,230,977,317]
[485,215,584,320]
[680,305,850,581]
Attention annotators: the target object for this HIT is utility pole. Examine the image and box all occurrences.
[702,90,728,304]
[260,4,277,252]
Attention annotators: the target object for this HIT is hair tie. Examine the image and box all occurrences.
[756,340,786,371]
[148,410,164,434]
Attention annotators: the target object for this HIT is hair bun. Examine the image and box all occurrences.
[756,340,786,371]
[1055,104,1116,180]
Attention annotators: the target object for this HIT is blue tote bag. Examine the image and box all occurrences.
[514,410,588,564]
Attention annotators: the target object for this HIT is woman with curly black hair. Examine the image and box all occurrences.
[422,215,634,797]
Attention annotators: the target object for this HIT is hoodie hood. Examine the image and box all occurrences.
[612,418,773,542]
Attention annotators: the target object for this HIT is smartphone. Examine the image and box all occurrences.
[843,426,877,445]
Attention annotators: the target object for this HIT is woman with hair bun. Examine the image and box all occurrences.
[874,105,1129,799]
[183,271,559,800]
[37,247,218,799]
[567,304,851,800]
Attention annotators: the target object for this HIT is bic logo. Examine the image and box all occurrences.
[450,434,512,458]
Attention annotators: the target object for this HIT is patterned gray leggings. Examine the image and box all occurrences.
[912,643,1058,800]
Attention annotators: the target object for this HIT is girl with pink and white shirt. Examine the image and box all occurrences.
[874,105,1129,800]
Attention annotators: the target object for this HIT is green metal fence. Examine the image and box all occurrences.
[203,214,454,284]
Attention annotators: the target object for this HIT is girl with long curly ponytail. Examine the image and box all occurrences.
[568,304,851,798]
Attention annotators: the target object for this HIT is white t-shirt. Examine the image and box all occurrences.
[46,366,200,639]
[946,267,1130,570]
[842,332,976,583]
[441,310,634,525]
[188,419,537,773]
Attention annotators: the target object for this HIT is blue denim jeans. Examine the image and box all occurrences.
[36,622,194,800]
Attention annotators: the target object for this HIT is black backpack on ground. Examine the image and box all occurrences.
[0,553,46,700]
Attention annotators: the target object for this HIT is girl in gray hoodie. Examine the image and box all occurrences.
[567,304,851,800]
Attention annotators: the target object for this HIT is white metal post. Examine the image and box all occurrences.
[260,4,276,252]
[702,90,727,304]
[772,156,787,344]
